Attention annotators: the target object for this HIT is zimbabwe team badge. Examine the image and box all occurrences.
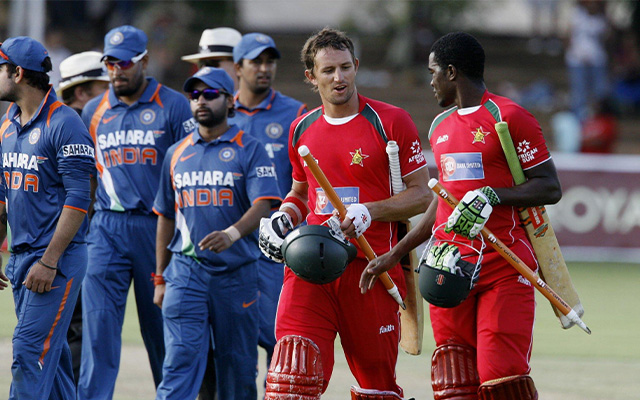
[349,148,369,167]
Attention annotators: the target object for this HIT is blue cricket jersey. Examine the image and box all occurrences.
[153,125,281,272]
[229,89,306,198]
[82,78,196,213]
[0,88,94,252]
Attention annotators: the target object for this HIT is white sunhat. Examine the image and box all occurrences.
[181,27,242,63]
[56,51,109,97]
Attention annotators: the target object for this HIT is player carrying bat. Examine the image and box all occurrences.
[365,32,562,400]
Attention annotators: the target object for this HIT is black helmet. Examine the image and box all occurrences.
[418,235,482,308]
[281,224,357,285]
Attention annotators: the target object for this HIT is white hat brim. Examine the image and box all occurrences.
[181,52,234,63]
[56,76,110,97]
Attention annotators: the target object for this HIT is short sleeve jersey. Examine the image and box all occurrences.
[428,90,551,251]
[0,88,94,251]
[289,94,427,259]
[82,78,195,213]
[230,89,307,198]
[153,125,281,273]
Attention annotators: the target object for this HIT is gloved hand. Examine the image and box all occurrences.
[426,243,461,274]
[345,203,371,237]
[259,211,293,263]
[445,187,499,239]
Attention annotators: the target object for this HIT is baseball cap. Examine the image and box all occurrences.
[181,28,242,63]
[183,67,234,95]
[0,36,50,72]
[102,25,147,61]
[57,51,110,96]
[233,33,281,64]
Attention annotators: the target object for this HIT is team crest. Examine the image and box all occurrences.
[109,32,124,45]
[219,147,236,162]
[265,122,283,139]
[350,148,369,167]
[471,127,490,144]
[255,34,270,44]
[28,128,41,144]
[140,109,156,125]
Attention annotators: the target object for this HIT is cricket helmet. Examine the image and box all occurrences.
[281,224,357,285]
[418,224,483,308]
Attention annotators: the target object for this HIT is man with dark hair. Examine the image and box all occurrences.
[366,31,561,400]
[0,36,95,400]
[153,67,281,400]
[78,25,195,399]
[259,27,430,398]
[230,32,307,375]
[55,50,110,387]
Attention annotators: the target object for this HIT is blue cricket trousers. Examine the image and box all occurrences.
[78,211,164,400]
[7,243,86,400]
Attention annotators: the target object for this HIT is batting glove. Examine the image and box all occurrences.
[445,187,499,239]
[345,203,371,237]
[426,243,462,275]
[259,211,293,263]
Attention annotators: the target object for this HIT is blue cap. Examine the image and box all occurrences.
[0,37,50,72]
[102,25,147,61]
[233,33,280,64]
[183,67,234,95]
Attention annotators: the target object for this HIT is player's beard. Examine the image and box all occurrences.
[195,106,226,128]
[112,73,145,98]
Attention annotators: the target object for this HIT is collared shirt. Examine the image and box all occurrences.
[0,88,94,252]
[153,125,281,273]
[82,77,196,213]
[230,88,306,198]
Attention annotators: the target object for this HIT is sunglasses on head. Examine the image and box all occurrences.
[105,50,148,71]
[189,88,228,101]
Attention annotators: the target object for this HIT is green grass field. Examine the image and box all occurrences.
[1,261,639,399]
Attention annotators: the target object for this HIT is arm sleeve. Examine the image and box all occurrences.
[505,106,551,170]
[244,141,282,208]
[288,122,306,183]
[388,110,428,177]
[170,95,197,143]
[153,146,176,219]
[55,112,95,212]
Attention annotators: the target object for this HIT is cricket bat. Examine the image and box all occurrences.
[387,141,424,355]
[495,121,584,329]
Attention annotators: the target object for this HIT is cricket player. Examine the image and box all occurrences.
[78,25,195,399]
[56,50,110,386]
[0,36,95,400]
[229,32,307,371]
[153,67,281,400]
[365,32,562,399]
[259,28,430,398]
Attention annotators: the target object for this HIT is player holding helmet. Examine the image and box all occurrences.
[365,32,562,400]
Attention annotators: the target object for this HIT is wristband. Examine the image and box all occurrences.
[151,272,165,286]
[479,186,501,206]
[223,225,241,243]
[38,259,57,270]
[280,196,308,226]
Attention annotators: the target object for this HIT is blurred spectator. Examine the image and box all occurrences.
[565,0,611,122]
[580,97,619,153]
[551,109,582,153]
[526,0,562,56]
[45,29,72,87]
[612,31,640,112]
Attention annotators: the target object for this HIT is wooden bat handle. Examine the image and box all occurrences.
[298,145,405,309]
[428,178,591,334]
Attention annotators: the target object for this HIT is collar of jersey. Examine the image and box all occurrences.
[108,77,160,107]
[7,85,57,131]
[234,88,276,112]
[194,123,241,144]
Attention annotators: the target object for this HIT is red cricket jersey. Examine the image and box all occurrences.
[428,91,551,253]
[289,94,428,260]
